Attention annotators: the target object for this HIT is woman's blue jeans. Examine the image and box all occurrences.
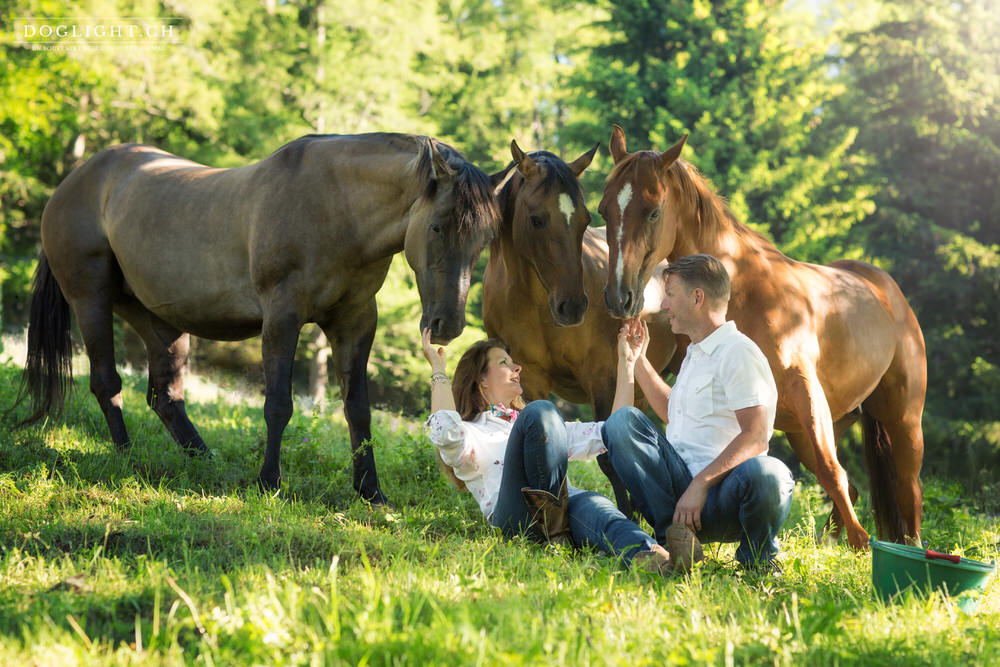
[603,406,795,565]
[489,401,656,564]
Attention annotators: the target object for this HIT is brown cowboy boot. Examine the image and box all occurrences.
[665,523,704,573]
[521,478,573,547]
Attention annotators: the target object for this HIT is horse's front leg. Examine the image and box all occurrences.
[322,300,389,506]
[258,305,302,491]
[785,369,870,551]
[786,414,859,542]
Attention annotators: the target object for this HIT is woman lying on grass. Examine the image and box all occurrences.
[420,323,700,574]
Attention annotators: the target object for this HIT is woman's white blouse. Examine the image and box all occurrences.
[425,409,606,519]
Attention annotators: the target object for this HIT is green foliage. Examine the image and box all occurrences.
[420,0,603,168]
[837,0,1000,245]
[0,362,998,665]
[0,256,35,333]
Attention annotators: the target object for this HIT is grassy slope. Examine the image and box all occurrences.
[0,361,998,666]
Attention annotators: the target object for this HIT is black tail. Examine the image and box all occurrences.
[862,410,907,543]
[13,253,73,426]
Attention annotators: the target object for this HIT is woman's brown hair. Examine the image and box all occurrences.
[452,338,526,419]
[436,338,526,491]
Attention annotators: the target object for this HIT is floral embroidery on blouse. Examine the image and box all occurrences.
[488,403,519,421]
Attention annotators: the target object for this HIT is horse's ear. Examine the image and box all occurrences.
[656,134,688,172]
[567,142,600,177]
[610,125,629,164]
[489,163,517,195]
[511,139,539,180]
[430,142,456,182]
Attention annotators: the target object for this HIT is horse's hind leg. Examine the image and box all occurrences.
[834,261,926,545]
[63,275,131,450]
[789,411,860,542]
[115,300,210,456]
[322,300,389,506]
[861,370,925,546]
[257,302,302,491]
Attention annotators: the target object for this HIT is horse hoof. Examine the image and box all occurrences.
[183,441,213,459]
[362,488,393,509]
[257,476,281,493]
[815,531,839,549]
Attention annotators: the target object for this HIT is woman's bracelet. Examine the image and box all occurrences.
[430,371,451,385]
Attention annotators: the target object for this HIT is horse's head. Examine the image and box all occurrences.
[496,140,599,327]
[598,125,689,318]
[404,140,499,343]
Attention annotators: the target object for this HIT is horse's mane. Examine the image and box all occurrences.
[669,158,774,249]
[498,150,586,206]
[432,141,501,239]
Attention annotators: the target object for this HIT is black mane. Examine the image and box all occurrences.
[499,150,585,205]
[434,142,501,238]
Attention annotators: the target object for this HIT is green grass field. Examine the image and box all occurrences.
[1,361,997,665]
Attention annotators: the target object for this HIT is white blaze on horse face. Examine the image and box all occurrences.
[616,182,633,217]
[558,193,575,228]
[614,182,633,292]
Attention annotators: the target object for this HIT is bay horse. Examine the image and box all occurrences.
[599,126,926,549]
[15,133,498,503]
[483,140,676,513]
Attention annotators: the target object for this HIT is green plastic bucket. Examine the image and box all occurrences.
[871,537,996,613]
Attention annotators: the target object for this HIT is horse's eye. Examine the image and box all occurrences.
[529,215,545,229]
[431,222,442,234]
[648,208,660,222]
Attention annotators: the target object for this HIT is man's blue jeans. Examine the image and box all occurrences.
[603,407,795,565]
[490,401,656,564]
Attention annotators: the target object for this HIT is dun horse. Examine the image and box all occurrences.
[483,140,676,513]
[600,126,926,549]
[16,133,498,503]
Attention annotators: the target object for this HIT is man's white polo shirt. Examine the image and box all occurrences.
[665,320,778,477]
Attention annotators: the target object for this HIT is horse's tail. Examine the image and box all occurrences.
[862,410,907,543]
[13,253,74,426]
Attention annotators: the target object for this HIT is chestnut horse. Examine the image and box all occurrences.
[483,140,676,513]
[599,126,926,549]
[16,133,498,503]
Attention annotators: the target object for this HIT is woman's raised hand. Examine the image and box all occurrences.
[618,317,647,365]
[421,327,448,373]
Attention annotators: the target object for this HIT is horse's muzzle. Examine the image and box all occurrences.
[603,285,642,319]
[550,295,588,327]
[421,312,464,344]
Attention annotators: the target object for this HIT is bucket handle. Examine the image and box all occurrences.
[925,549,961,564]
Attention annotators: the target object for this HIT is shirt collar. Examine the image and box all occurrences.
[690,320,738,356]
[475,411,513,427]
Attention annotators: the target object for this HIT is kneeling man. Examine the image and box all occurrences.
[606,253,794,571]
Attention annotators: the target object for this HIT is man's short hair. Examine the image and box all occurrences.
[665,254,731,305]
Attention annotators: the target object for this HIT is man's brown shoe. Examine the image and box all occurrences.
[632,544,672,576]
[665,524,704,573]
